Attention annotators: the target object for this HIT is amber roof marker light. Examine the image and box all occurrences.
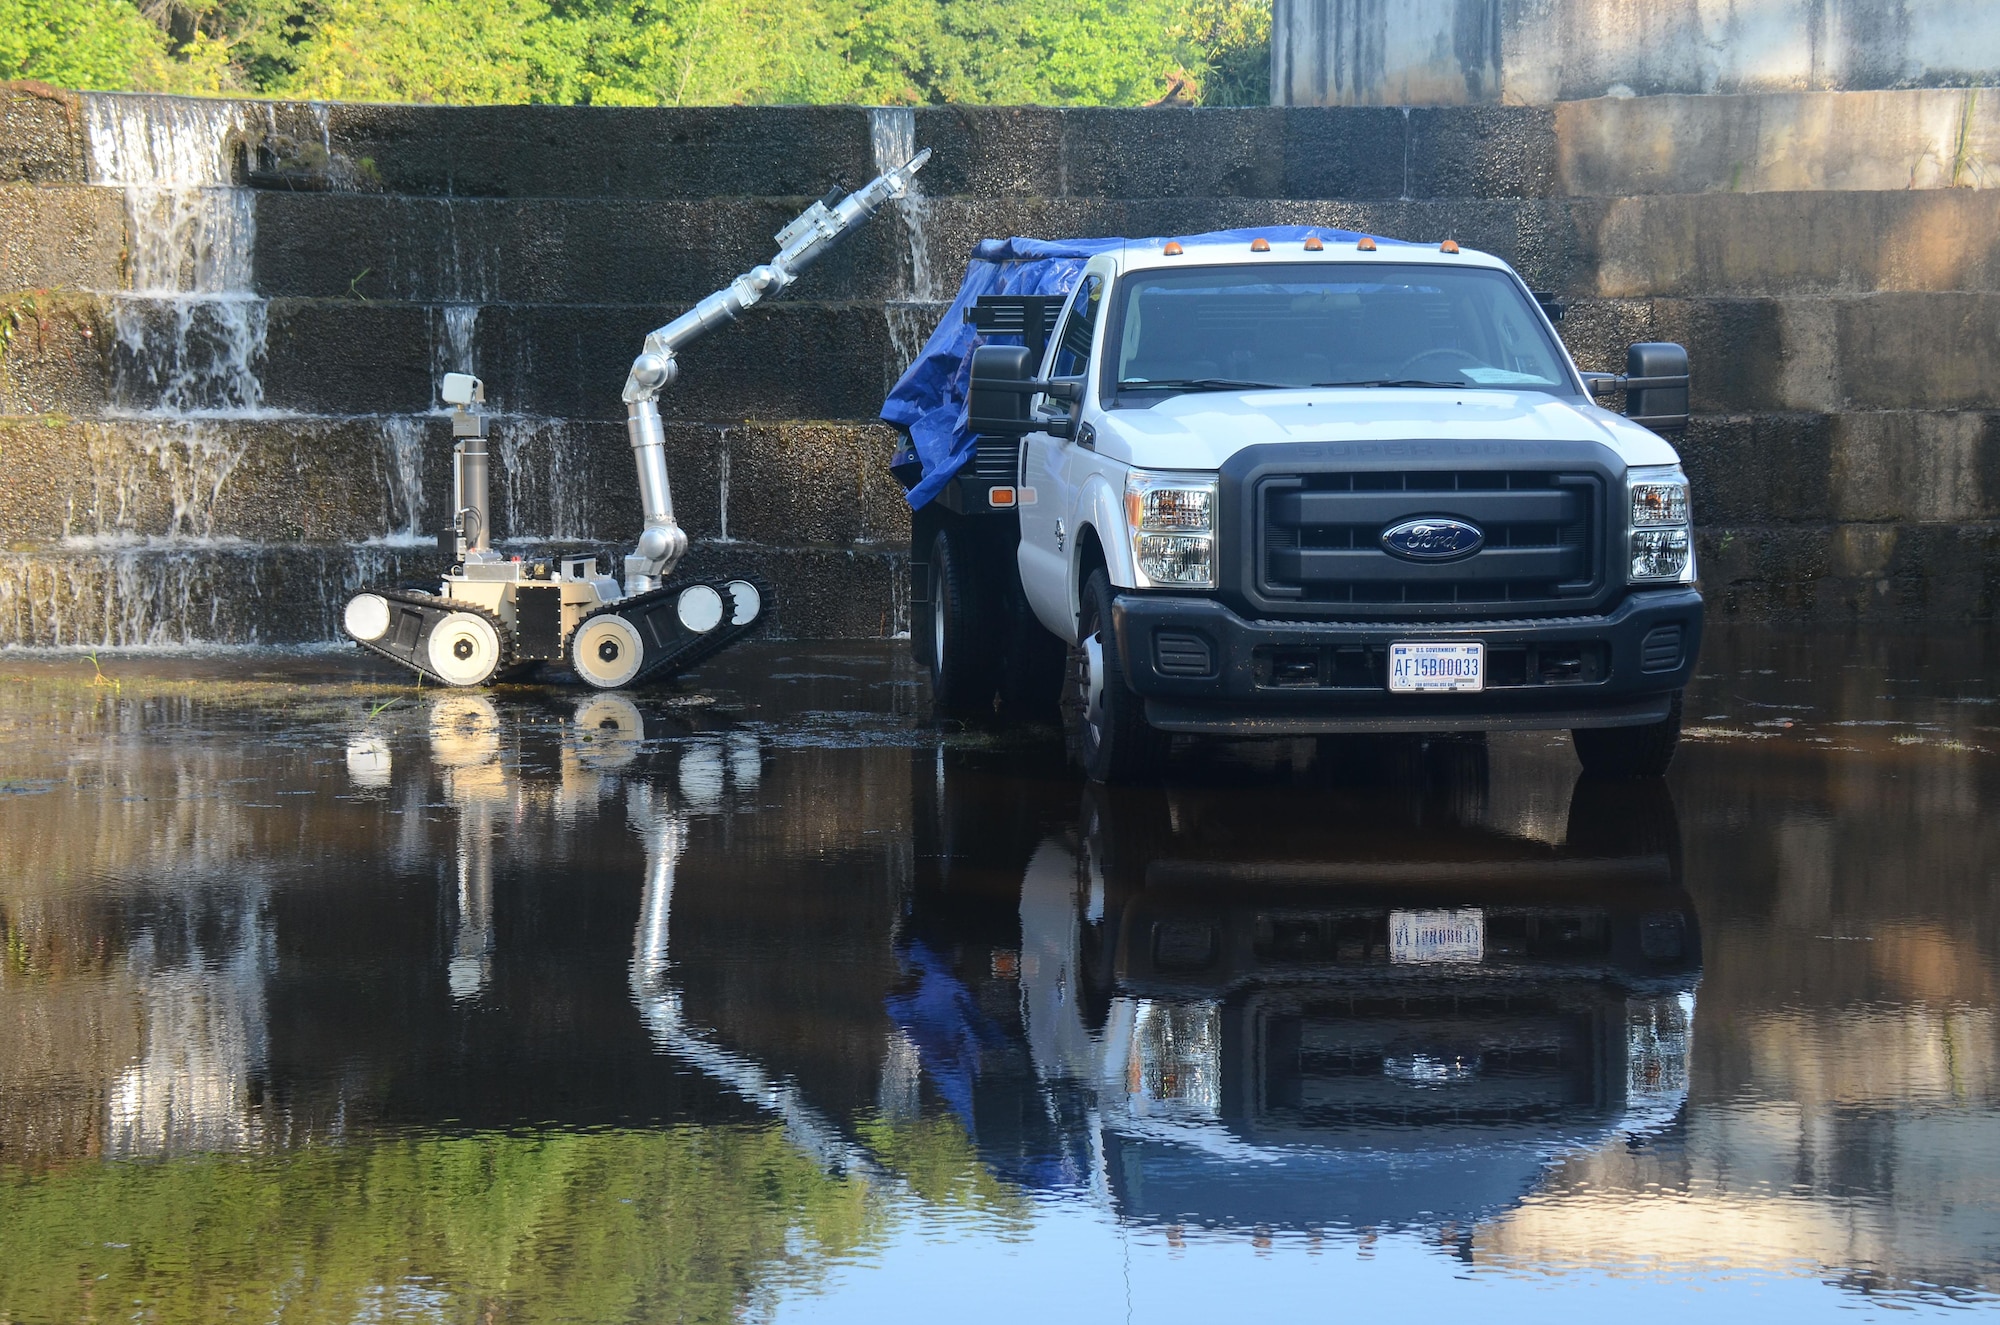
[1357,236,1378,251]
[1440,239,1460,254]
[1250,236,1270,252]
[1303,235,1324,251]
[1163,241,1184,256]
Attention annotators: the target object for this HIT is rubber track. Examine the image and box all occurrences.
[347,589,516,686]
[577,573,775,687]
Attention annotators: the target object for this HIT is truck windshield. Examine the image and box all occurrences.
[1110,262,1575,396]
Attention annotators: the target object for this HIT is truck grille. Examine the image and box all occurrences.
[1256,470,1604,613]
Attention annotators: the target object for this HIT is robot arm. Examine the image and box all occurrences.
[621,149,933,404]
[620,148,932,596]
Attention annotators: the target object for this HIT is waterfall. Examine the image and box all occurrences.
[869,107,944,390]
[867,108,939,300]
[377,415,430,545]
[497,417,594,543]
[432,304,479,409]
[84,94,272,419]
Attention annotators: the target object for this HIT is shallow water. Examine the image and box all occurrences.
[1,628,1998,1322]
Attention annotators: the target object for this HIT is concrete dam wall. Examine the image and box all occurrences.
[3,83,1999,645]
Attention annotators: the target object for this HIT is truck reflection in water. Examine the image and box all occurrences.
[886,744,1700,1232]
[349,699,1699,1234]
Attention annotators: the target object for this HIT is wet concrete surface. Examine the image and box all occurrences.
[0,626,1997,1320]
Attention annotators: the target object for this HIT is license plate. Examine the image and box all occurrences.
[1389,909,1485,964]
[1388,641,1484,693]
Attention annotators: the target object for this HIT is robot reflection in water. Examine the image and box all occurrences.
[340,149,931,689]
[354,710,1703,1230]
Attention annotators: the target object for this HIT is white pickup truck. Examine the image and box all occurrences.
[897,232,1703,782]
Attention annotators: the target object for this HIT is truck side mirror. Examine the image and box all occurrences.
[1624,342,1689,435]
[967,344,1035,437]
[1584,342,1689,436]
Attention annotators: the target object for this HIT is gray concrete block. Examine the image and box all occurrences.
[1829,411,2000,523]
[1678,413,1838,525]
[1587,191,2000,298]
[1562,294,2000,414]
[1060,108,1290,199]
[0,84,84,184]
[253,194,907,304]
[1557,90,2000,197]
[1698,520,2000,622]
[0,184,124,291]
[0,414,457,545]
[1405,106,1559,200]
[1280,108,1411,199]
[317,102,458,197]
[0,292,110,415]
[911,106,1066,197]
[717,421,909,548]
[462,105,874,200]
[467,301,895,423]
[1834,292,2000,410]
[261,299,433,415]
[0,542,447,646]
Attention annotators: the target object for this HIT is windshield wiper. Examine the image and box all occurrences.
[1118,377,1291,392]
[1311,378,1467,389]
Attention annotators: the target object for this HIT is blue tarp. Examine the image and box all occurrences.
[880,227,1420,510]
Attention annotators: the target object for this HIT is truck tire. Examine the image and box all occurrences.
[1066,570,1170,783]
[1573,691,1683,778]
[929,526,1000,719]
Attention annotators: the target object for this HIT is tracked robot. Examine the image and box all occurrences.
[341,148,932,688]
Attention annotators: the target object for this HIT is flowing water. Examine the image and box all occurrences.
[869,107,948,390]
[85,94,270,419]
[2,97,492,646]
[1,628,1998,1321]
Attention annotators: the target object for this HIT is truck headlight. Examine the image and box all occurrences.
[1126,471,1218,589]
[1626,466,1694,584]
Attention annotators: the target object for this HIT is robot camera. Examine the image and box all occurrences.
[441,373,484,407]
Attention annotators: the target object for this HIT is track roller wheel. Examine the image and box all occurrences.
[723,579,763,626]
[343,592,392,644]
[572,614,645,689]
[427,610,507,687]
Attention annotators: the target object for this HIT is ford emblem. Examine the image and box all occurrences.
[1381,517,1484,561]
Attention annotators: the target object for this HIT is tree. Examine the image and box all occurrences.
[0,0,1275,106]
[0,0,165,89]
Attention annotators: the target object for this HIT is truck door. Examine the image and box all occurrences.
[1019,275,1103,642]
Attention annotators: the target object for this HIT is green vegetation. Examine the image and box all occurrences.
[0,1125,876,1322]
[0,0,1270,105]
[0,1111,1036,1321]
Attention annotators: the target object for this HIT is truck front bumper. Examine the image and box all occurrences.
[1110,588,1703,737]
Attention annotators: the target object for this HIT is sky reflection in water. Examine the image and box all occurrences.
[0,629,1996,1321]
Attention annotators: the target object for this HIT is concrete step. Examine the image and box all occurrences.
[14,285,2000,422]
[1562,293,2000,414]
[1680,411,2000,526]
[0,184,123,292]
[0,414,906,550]
[318,101,1557,202]
[1698,521,2000,622]
[0,538,901,646]
[0,296,909,421]
[0,84,86,185]
[1558,90,2000,197]
[19,184,1997,317]
[31,87,1996,204]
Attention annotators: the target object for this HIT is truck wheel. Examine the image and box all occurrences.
[929,526,999,719]
[1066,570,1170,783]
[1573,692,1683,778]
